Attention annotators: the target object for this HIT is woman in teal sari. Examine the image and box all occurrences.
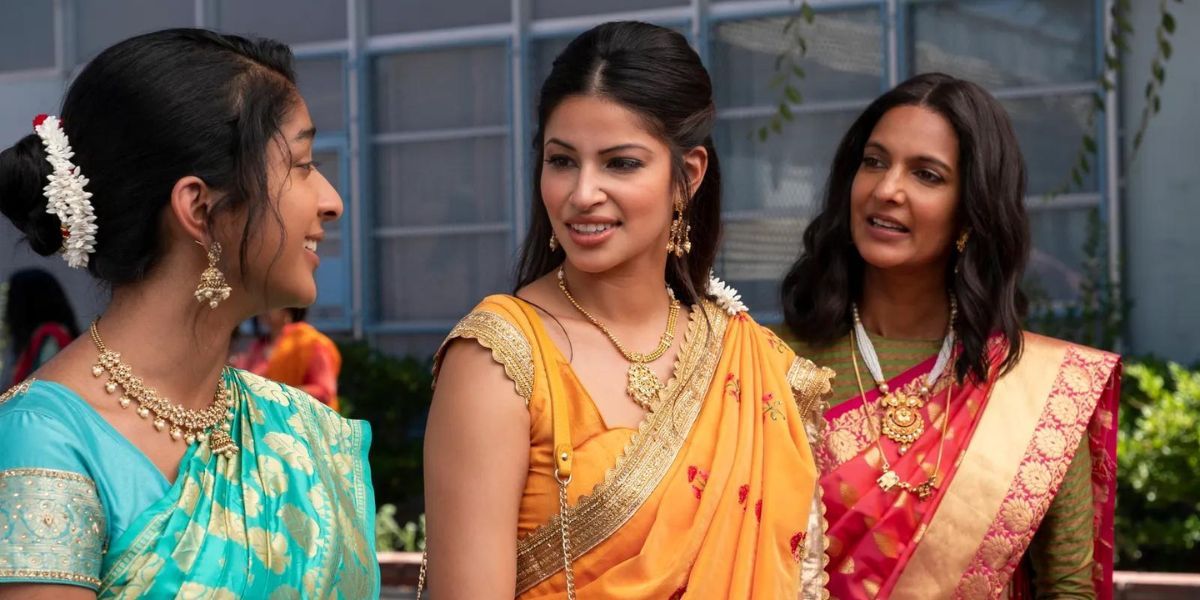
[0,29,377,598]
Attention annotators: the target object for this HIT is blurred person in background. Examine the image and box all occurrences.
[4,268,80,386]
[235,306,342,410]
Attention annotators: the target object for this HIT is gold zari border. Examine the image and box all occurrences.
[0,568,101,587]
[434,310,535,404]
[890,335,1079,598]
[0,467,97,487]
[0,379,35,404]
[515,301,727,593]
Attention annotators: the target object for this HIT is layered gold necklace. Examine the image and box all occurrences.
[90,321,239,458]
[557,267,680,411]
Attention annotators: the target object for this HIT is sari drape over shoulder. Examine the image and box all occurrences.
[0,369,379,598]
[804,333,1118,599]
[434,295,834,599]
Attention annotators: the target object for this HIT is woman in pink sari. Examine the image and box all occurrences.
[781,73,1119,598]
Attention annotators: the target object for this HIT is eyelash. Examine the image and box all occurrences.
[861,156,944,184]
[296,160,321,173]
[543,155,644,172]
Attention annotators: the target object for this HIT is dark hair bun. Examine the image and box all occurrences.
[0,133,62,257]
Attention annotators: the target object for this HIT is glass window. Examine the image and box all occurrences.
[76,0,194,65]
[1003,94,1098,194]
[218,0,346,44]
[297,58,346,132]
[710,11,884,108]
[532,0,686,20]
[709,7,883,316]
[369,0,509,35]
[374,46,508,132]
[376,233,511,322]
[1026,206,1092,302]
[374,138,509,229]
[0,0,54,72]
[909,0,1096,87]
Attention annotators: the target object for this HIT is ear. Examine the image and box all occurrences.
[682,145,709,202]
[167,175,215,244]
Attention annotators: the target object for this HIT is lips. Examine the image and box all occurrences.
[868,215,910,233]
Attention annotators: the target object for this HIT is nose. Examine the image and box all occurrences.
[568,163,607,211]
[316,168,343,222]
[871,165,908,206]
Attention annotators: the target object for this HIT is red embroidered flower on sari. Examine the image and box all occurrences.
[738,484,750,505]
[725,373,742,402]
[688,466,709,499]
[761,393,785,421]
[755,499,763,522]
[790,531,808,562]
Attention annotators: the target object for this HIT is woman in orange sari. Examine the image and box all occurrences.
[782,73,1118,599]
[423,22,831,599]
[236,307,342,410]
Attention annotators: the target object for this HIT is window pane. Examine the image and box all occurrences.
[1003,94,1097,194]
[376,233,511,322]
[713,110,861,316]
[218,0,346,44]
[532,0,686,19]
[910,0,1096,87]
[315,149,343,254]
[710,10,883,109]
[76,0,194,65]
[297,58,345,132]
[374,138,509,228]
[530,38,572,106]
[0,0,54,71]
[1026,206,1092,302]
[369,0,509,35]
[373,46,508,132]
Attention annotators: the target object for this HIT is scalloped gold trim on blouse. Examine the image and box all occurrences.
[0,378,35,404]
[434,310,535,405]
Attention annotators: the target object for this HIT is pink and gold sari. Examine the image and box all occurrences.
[816,333,1119,599]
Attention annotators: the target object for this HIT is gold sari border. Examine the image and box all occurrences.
[953,342,1117,598]
[891,335,1117,599]
[0,378,35,404]
[0,568,101,588]
[515,301,727,593]
[433,309,535,405]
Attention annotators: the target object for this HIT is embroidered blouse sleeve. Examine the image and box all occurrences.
[788,356,836,421]
[0,406,106,590]
[433,310,535,406]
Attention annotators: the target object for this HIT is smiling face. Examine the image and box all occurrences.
[539,94,682,276]
[236,97,343,310]
[849,104,961,275]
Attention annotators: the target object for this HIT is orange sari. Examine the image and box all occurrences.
[816,333,1119,599]
[238,322,342,411]
[435,295,832,598]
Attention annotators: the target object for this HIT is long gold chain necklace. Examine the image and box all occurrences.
[851,297,956,454]
[557,267,680,411]
[849,331,950,500]
[90,321,239,458]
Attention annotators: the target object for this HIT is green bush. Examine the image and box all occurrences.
[337,340,433,525]
[1115,358,1200,571]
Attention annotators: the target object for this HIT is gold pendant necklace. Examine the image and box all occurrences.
[557,268,680,410]
[90,321,239,458]
[849,332,949,500]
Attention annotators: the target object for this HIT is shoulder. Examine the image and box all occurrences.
[0,380,99,478]
[433,294,537,405]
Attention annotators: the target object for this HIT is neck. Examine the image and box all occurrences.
[96,282,242,411]
[859,264,950,340]
[560,257,673,327]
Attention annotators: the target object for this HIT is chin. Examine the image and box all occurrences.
[855,245,913,272]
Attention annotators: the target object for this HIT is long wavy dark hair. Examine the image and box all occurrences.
[781,72,1030,383]
[514,21,721,305]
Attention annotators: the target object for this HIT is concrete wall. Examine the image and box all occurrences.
[1121,1,1200,363]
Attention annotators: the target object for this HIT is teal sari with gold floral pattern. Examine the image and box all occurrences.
[0,369,378,598]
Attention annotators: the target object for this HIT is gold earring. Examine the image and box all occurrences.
[955,229,970,253]
[666,199,692,257]
[549,233,558,251]
[194,241,232,309]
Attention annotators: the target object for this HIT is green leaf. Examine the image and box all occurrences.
[758,127,768,142]
[1160,38,1172,60]
[1105,53,1120,70]
[784,84,803,104]
[1134,130,1144,150]
[1163,12,1176,34]
[1145,81,1155,98]
[801,3,816,24]
[1153,95,1162,114]
[1101,77,1114,91]
[780,102,794,122]
[1093,93,1106,112]
[797,37,808,56]
[1152,62,1165,85]
[771,118,783,134]
[1072,168,1083,188]
[1084,134,1097,153]
[791,65,807,79]
[1080,153,1091,173]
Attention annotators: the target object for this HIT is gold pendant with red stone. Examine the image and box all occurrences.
[880,391,924,454]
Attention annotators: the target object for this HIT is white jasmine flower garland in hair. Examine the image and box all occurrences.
[33,114,97,269]
[707,273,748,316]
